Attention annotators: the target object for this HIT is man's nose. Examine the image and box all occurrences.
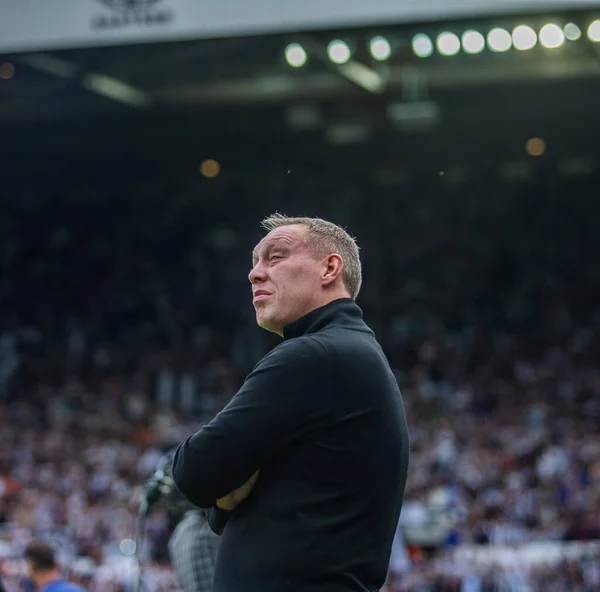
[249,262,267,284]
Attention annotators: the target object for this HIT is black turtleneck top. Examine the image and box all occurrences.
[172,298,409,592]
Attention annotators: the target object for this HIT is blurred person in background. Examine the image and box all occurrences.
[142,448,220,592]
[173,214,410,592]
[168,508,219,592]
[23,540,86,592]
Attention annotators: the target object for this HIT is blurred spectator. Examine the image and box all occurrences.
[23,539,86,592]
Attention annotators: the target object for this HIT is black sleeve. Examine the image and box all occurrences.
[207,506,231,536]
[172,337,330,508]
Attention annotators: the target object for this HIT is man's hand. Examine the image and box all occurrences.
[216,471,260,511]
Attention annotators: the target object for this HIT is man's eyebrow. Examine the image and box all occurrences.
[252,239,292,262]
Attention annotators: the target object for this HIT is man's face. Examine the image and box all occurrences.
[26,561,40,587]
[249,225,325,335]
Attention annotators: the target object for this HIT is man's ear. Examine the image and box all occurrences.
[321,254,344,286]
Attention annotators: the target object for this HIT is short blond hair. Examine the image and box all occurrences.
[261,213,362,299]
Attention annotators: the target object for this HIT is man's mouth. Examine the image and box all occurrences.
[253,290,272,302]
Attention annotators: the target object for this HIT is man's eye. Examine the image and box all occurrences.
[270,255,282,262]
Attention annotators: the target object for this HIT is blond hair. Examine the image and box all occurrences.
[261,213,362,299]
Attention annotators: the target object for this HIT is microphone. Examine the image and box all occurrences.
[138,448,189,516]
[139,469,171,516]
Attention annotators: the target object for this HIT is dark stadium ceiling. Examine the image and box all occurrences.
[2,8,600,118]
[2,7,600,173]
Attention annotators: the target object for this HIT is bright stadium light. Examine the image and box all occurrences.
[437,32,461,56]
[587,20,600,42]
[370,36,392,61]
[461,30,485,54]
[564,23,582,41]
[539,24,565,49]
[285,43,307,68]
[512,25,537,50]
[412,34,433,58]
[328,40,351,64]
[487,28,512,52]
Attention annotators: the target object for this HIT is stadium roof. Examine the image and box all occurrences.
[1,7,600,178]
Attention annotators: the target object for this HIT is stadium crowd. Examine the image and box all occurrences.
[1,169,599,591]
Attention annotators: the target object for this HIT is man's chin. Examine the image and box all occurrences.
[255,312,283,337]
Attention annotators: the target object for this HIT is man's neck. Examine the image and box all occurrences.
[314,289,351,312]
[35,570,62,590]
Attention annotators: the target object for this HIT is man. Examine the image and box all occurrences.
[173,214,410,592]
[168,508,220,592]
[23,540,86,592]
[135,447,220,592]
[151,449,220,592]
